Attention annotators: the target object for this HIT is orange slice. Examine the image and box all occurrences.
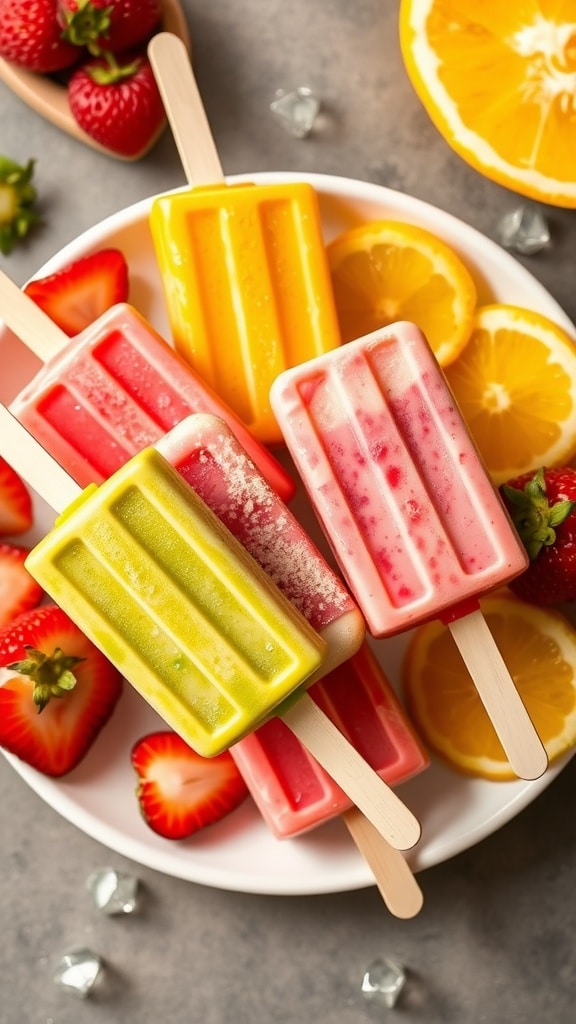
[402,592,576,780]
[399,0,576,208]
[326,219,477,366]
[444,303,576,485]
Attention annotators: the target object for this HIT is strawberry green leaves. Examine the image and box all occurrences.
[0,156,41,255]
[7,645,84,711]
[502,468,576,561]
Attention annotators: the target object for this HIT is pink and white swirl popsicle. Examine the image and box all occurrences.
[270,321,548,782]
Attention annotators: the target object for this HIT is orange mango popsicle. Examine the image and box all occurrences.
[148,33,342,445]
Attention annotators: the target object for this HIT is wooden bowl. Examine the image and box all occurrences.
[0,0,191,161]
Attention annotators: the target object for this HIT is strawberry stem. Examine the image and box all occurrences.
[501,467,576,561]
[7,645,85,712]
[60,0,114,56]
[86,50,142,84]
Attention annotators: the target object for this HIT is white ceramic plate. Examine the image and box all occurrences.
[1,172,574,896]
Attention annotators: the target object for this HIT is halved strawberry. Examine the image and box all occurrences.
[0,458,33,536]
[131,732,249,839]
[0,544,43,626]
[0,604,123,776]
[23,248,129,336]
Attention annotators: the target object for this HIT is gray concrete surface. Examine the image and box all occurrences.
[2,1,576,1021]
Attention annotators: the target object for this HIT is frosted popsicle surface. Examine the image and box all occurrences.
[9,303,294,500]
[25,448,325,756]
[270,322,528,636]
[157,413,364,677]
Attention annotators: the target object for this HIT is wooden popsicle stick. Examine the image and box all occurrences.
[0,268,68,363]
[148,32,225,187]
[0,404,79,512]
[447,608,548,781]
[282,694,421,852]
[343,807,424,919]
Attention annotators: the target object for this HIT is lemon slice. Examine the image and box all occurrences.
[399,0,576,207]
[444,303,576,484]
[326,219,477,366]
[403,592,576,780]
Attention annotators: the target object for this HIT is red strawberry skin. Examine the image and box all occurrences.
[67,54,165,158]
[0,0,79,72]
[131,732,249,839]
[24,248,129,336]
[0,544,43,627]
[0,458,33,536]
[58,0,161,54]
[0,605,123,776]
[501,467,576,605]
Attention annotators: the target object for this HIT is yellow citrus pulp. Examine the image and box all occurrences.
[399,0,576,207]
[402,592,576,780]
[326,219,477,366]
[443,303,576,484]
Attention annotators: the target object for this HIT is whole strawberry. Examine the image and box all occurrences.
[67,52,165,158]
[500,466,576,605]
[0,604,123,775]
[58,0,161,55]
[0,0,79,72]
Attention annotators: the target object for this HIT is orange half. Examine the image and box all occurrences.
[400,0,576,207]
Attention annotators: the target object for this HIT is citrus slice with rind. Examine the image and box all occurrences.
[399,0,576,208]
[326,219,477,366]
[444,303,576,485]
[402,592,576,780]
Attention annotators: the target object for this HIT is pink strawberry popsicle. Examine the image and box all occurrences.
[157,414,426,835]
[233,643,429,839]
[156,412,425,911]
[0,275,294,501]
[155,412,365,680]
[269,321,549,782]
